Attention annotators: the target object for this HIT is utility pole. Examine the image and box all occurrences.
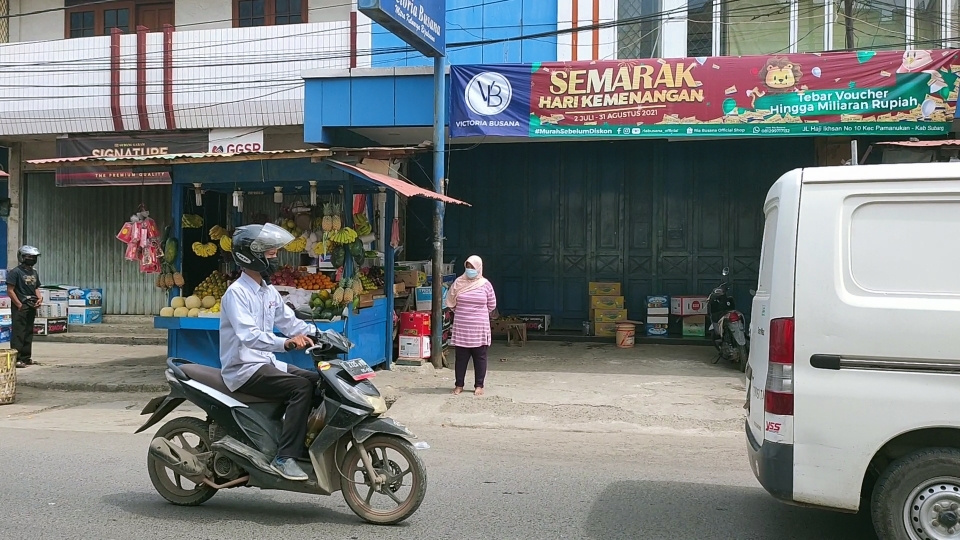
[430,55,446,369]
[844,0,855,49]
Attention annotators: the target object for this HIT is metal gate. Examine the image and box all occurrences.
[412,138,815,329]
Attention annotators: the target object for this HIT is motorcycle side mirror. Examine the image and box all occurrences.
[750,289,757,296]
[722,267,730,277]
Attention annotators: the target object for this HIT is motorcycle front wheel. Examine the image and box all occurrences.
[341,435,427,525]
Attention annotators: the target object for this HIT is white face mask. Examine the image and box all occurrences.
[465,269,479,279]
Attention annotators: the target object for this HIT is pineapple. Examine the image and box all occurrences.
[164,273,175,288]
[173,272,185,287]
[351,278,363,295]
[343,288,354,303]
[333,287,345,304]
[331,203,342,231]
[321,203,333,232]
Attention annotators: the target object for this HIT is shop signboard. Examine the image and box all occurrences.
[358,0,445,58]
[450,50,960,139]
[55,133,207,187]
[208,128,264,154]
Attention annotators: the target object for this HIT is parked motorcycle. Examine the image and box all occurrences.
[707,267,749,372]
[135,329,427,525]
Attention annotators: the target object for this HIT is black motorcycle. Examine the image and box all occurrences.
[135,329,427,525]
[707,267,749,372]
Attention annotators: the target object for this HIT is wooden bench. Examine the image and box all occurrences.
[506,323,527,347]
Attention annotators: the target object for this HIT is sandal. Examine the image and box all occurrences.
[15,361,28,368]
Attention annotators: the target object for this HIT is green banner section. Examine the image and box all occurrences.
[529,122,950,138]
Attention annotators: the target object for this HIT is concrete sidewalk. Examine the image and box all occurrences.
[7,341,747,437]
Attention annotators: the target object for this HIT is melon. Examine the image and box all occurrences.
[173,307,189,318]
[159,307,175,317]
[187,308,200,318]
[185,296,202,310]
[201,295,216,309]
[170,297,186,309]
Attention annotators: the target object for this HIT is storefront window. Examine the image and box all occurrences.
[915,0,943,47]
[618,0,662,58]
[797,0,826,51]
[687,0,713,57]
[832,0,906,50]
[722,0,791,55]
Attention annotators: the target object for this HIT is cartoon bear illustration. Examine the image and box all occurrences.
[760,57,802,93]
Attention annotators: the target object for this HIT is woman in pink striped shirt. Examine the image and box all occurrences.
[446,255,497,396]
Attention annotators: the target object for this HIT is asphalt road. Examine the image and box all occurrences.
[0,424,877,540]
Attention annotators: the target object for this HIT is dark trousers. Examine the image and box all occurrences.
[455,345,489,389]
[237,363,320,460]
[11,306,36,363]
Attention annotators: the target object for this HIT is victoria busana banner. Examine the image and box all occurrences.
[450,50,960,139]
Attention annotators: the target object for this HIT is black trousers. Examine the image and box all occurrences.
[237,363,320,460]
[455,345,489,389]
[11,306,36,363]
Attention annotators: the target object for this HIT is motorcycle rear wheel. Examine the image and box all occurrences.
[147,416,217,506]
[737,344,748,372]
[341,435,427,525]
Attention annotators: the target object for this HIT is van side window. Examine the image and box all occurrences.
[850,200,960,295]
[757,206,779,293]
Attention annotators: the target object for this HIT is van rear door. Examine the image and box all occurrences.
[747,170,801,448]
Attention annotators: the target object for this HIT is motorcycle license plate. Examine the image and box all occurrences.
[341,358,375,381]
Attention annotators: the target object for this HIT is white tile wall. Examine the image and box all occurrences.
[0,21,369,136]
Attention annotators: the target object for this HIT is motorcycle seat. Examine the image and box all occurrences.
[179,363,277,404]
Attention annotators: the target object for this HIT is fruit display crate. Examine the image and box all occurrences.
[154,296,389,371]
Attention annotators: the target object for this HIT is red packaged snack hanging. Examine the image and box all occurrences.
[116,222,134,243]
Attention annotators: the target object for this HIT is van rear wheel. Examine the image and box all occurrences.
[872,448,960,540]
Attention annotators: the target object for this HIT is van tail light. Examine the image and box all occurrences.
[728,312,740,323]
[765,317,795,416]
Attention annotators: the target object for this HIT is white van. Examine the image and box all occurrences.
[746,163,960,540]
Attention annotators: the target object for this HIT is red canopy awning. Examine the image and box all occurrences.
[326,160,469,206]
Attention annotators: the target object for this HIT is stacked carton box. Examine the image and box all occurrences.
[646,296,669,336]
[588,282,624,337]
[0,270,8,349]
[671,296,709,337]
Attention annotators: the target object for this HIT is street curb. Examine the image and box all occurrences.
[37,335,167,346]
[17,380,168,393]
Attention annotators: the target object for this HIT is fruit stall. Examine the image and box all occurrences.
[138,148,466,371]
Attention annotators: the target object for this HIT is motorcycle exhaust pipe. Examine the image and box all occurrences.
[149,437,206,477]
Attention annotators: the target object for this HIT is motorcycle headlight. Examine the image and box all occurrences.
[335,377,386,415]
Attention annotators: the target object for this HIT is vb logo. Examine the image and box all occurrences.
[464,72,512,116]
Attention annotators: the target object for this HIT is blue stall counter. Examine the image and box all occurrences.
[155,297,389,371]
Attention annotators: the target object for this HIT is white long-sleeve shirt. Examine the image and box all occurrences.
[219,272,315,391]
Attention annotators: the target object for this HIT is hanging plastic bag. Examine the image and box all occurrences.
[116,222,135,243]
[139,242,161,274]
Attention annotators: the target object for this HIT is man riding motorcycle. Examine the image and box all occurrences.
[219,223,319,482]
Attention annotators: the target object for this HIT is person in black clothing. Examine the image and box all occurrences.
[8,245,41,368]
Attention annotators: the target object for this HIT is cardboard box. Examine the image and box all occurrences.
[0,325,11,344]
[591,322,619,337]
[399,311,431,336]
[395,270,422,288]
[399,335,431,359]
[682,315,706,337]
[393,282,407,296]
[68,307,102,325]
[671,296,709,316]
[40,287,69,303]
[491,319,513,336]
[515,314,551,332]
[34,317,67,336]
[414,286,449,312]
[0,309,10,326]
[588,282,622,296]
[0,295,11,309]
[591,309,628,323]
[68,288,103,307]
[590,295,625,310]
[38,301,69,318]
[646,315,669,336]
[646,295,669,315]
